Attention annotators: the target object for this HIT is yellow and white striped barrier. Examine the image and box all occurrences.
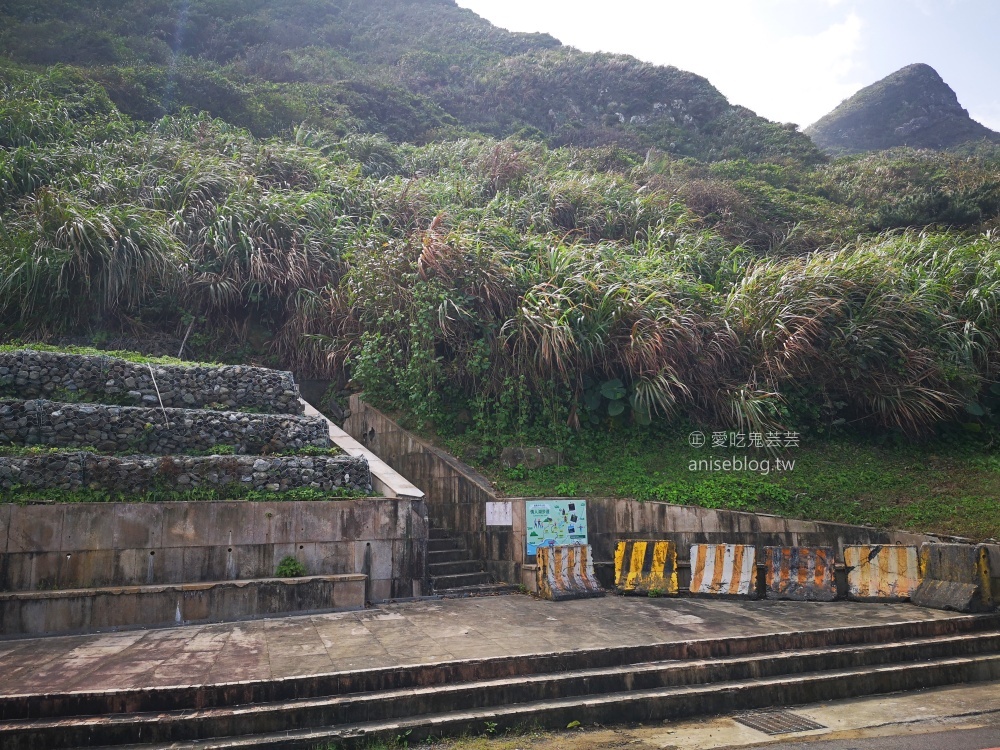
[614,540,679,596]
[536,544,605,601]
[844,545,921,602]
[764,547,837,601]
[689,544,758,598]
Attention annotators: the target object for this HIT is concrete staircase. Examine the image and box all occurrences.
[1,615,998,748]
[427,526,515,596]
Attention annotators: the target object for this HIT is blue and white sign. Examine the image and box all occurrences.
[525,500,588,555]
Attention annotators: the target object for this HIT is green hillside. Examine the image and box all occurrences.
[1,0,999,464]
[806,63,1000,155]
[0,0,822,162]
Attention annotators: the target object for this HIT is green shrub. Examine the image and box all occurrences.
[275,556,306,578]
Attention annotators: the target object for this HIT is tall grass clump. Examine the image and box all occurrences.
[727,230,1000,434]
[0,187,184,327]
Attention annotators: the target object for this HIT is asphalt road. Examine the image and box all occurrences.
[763,725,1000,750]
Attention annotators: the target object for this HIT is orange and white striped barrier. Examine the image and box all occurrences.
[844,545,921,602]
[764,547,836,601]
[614,540,679,596]
[536,544,605,601]
[689,544,758,598]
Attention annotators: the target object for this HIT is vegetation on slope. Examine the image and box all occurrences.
[467,427,1000,541]
[1,63,999,444]
[0,0,821,161]
[0,3,998,535]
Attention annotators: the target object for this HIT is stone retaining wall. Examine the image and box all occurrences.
[0,400,329,454]
[0,350,302,414]
[0,453,370,495]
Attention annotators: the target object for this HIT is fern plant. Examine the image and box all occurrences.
[275,556,306,578]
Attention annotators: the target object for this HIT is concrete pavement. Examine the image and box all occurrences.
[636,679,1000,749]
[761,727,1000,750]
[429,681,1000,749]
[0,594,962,696]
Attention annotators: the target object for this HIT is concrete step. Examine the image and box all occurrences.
[4,615,996,721]
[4,632,999,749]
[427,560,484,576]
[430,572,495,590]
[436,583,522,598]
[427,537,465,553]
[118,654,1000,749]
[426,548,468,564]
[428,528,454,540]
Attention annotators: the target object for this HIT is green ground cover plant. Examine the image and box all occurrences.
[0,342,213,366]
[0,444,344,457]
[444,425,999,541]
[1,485,365,504]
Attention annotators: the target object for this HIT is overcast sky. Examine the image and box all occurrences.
[455,0,1000,131]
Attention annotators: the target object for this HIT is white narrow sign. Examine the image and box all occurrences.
[486,501,513,526]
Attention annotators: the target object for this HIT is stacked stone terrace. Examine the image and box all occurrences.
[0,452,368,495]
[0,348,418,636]
[1,349,304,412]
[0,349,371,495]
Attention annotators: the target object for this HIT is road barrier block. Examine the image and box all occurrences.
[912,543,994,613]
[536,544,605,602]
[764,547,836,601]
[984,544,1000,599]
[844,545,921,602]
[689,544,758,598]
[614,540,679,596]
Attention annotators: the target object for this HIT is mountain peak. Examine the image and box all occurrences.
[895,62,945,80]
[805,63,1000,154]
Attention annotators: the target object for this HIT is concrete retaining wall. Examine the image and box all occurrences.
[345,394,498,573]
[0,452,370,495]
[0,350,302,414]
[505,497,951,590]
[1,575,366,636]
[0,499,427,602]
[344,396,961,592]
[0,399,329,454]
[578,498,948,587]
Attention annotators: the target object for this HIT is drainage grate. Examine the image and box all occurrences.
[732,709,826,735]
